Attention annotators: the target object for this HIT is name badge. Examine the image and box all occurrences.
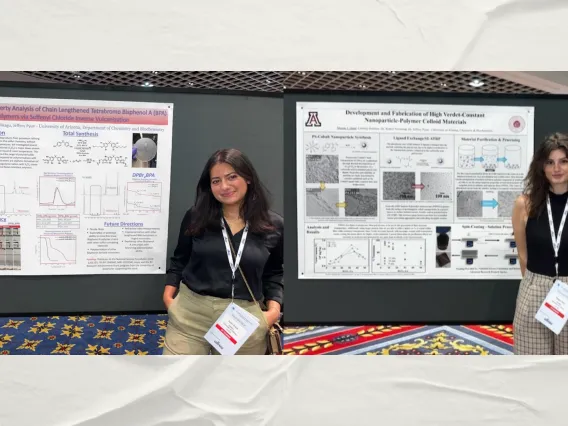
[535,279,568,335]
[204,302,260,355]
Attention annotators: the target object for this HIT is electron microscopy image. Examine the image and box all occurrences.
[306,155,339,184]
[420,172,453,202]
[345,188,378,217]
[383,172,416,201]
[498,191,519,218]
[457,190,483,217]
[306,188,339,217]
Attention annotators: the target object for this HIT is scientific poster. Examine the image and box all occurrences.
[0,96,173,275]
[296,102,534,279]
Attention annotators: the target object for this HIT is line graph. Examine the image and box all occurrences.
[82,173,121,216]
[39,176,76,208]
[0,180,33,214]
[126,182,162,213]
[314,239,369,273]
[39,234,77,265]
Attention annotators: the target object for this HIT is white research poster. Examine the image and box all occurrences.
[296,101,534,280]
[0,96,173,275]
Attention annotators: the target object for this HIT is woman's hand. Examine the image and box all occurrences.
[263,300,281,327]
[163,285,177,310]
[263,309,280,327]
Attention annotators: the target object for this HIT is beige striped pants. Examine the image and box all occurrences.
[513,270,568,355]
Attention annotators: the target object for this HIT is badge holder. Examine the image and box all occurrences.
[535,195,568,334]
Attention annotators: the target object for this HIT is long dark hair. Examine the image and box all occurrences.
[186,148,275,235]
[524,132,568,218]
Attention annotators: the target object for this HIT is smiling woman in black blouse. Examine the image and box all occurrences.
[162,148,283,355]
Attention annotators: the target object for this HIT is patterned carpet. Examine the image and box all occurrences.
[0,314,514,355]
[282,324,514,355]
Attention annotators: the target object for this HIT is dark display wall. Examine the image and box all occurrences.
[0,85,283,315]
[283,90,568,324]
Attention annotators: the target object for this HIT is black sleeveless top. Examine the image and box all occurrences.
[526,191,568,277]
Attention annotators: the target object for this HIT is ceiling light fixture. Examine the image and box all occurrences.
[469,79,484,88]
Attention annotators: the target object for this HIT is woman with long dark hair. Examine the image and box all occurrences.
[513,133,568,354]
[162,148,283,355]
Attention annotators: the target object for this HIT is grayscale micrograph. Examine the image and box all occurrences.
[306,188,339,216]
[382,172,416,201]
[498,191,519,218]
[420,172,453,202]
[457,190,483,217]
[345,188,378,217]
[305,155,339,184]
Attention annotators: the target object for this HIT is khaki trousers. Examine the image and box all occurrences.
[163,283,268,355]
[513,269,568,355]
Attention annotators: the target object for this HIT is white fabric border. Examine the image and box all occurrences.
[1,356,566,425]
[0,0,567,69]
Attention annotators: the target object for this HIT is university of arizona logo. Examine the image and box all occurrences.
[305,111,321,127]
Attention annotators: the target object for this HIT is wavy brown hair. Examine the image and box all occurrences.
[524,132,568,218]
[185,148,275,236]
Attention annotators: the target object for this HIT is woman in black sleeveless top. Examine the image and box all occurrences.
[512,133,568,354]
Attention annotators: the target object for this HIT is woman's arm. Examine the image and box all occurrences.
[512,195,528,277]
[163,208,193,308]
[262,219,284,325]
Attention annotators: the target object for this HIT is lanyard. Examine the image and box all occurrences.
[220,217,249,299]
[546,194,568,277]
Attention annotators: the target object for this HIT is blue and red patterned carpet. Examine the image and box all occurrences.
[282,324,513,355]
[0,314,514,355]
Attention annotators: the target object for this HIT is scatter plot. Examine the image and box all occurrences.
[371,239,426,273]
[306,188,339,217]
[457,191,483,218]
[345,188,378,217]
[420,172,453,202]
[382,172,416,201]
[306,155,339,184]
[314,239,369,273]
[498,191,519,218]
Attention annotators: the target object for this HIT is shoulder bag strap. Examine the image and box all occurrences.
[227,235,273,330]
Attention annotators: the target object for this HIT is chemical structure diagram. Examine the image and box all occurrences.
[305,140,338,154]
[322,141,338,153]
[92,141,128,150]
[396,156,412,167]
[43,155,129,167]
[43,156,81,165]
[52,139,127,151]
[305,141,319,153]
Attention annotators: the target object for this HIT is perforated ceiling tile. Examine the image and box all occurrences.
[15,71,545,94]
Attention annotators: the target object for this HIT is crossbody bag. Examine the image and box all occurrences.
[227,238,283,355]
